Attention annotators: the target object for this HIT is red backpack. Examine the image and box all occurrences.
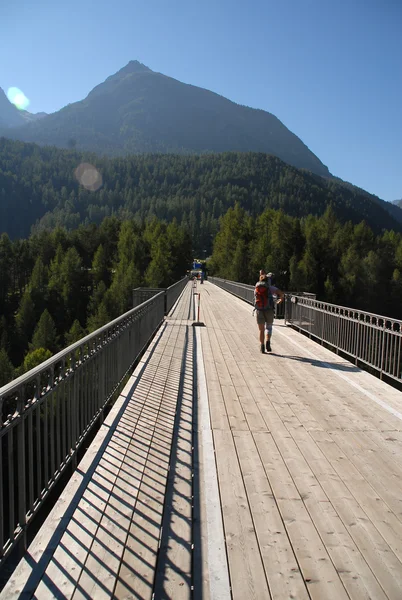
[254,282,274,310]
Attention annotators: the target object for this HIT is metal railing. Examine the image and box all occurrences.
[208,277,316,319]
[166,277,189,314]
[133,287,163,309]
[209,276,402,384]
[132,277,188,315]
[0,291,166,564]
[287,296,402,382]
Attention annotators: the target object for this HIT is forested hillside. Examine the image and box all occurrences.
[1,199,402,389]
[209,203,402,320]
[0,218,191,386]
[1,60,330,177]
[1,138,401,254]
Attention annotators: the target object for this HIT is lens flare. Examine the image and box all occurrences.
[7,87,30,110]
[74,163,103,191]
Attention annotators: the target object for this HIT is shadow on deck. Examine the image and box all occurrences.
[3,281,402,600]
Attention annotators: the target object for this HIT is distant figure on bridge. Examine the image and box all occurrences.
[254,269,284,353]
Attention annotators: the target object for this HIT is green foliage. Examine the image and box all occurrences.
[1,138,402,380]
[210,203,251,279]
[31,309,58,352]
[0,233,12,314]
[87,301,111,333]
[210,204,402,319]
[0,348,14,386]
[15,291,35,346]
[22,348,53,373]
[65,320,87,346]
[0,213,191,375]
[1,139,401,253]
[92,244,110,287]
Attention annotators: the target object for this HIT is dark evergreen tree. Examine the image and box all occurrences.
[31,309,58,353]
[0,348,14,386]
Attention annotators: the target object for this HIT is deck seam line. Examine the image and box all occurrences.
[195,327,231,600]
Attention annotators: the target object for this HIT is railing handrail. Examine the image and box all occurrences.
[0,277,188,566]
[209,276,402,328]
[208,276,301,319]
[0,292,165,402]
[290,295,402,328]
[1,277,189,402]
[209,276,402,384]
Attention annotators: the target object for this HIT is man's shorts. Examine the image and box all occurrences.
[255,308,274,325]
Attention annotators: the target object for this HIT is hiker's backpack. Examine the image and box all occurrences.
[254,281,274,311]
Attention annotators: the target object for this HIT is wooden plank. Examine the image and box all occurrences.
[194,326,231,600]
[17,322,184,600]
[253,431,349,600]
[213,429,271,600]
[235,385,268,432]
[306,429,402,600]
[202,329,230,431]
[153,391,193,599]
[207,326,268,432]
[23,388,149,600]
[233,430,309,600]
[331,432,402,521]
[113,432,172,599]
[274,426,389,600]
[364,430,402,465]
[207,331,268,432]
[275,327,401,431]
[221,385,249,431]
[70,438,146,599]
[71,330,181,599]
[114,365,179,599]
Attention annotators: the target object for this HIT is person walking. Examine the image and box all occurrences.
[254,269,284,353]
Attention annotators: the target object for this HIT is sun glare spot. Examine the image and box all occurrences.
[74,163,103,191]
[7,87,30,110]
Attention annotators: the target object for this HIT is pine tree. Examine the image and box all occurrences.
[0,315,9,351]
[31,309,58,352]
[87,301,111,333]
[0,233,13,314]
[92,244,110,287]
[15,290,36,345]
[0,348,14,386]
[65,320,86,346]
[22,348,53,373]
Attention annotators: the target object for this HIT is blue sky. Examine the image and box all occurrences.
[1,0,401,201]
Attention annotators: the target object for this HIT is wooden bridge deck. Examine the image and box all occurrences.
[3,280,402,599]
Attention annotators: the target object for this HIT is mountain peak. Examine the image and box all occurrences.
[108,60,152,81]
[3,63,331,177]
[86,60,152,99]
[123,60,152,74]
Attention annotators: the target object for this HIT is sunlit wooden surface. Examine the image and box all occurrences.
[3,280,402,599]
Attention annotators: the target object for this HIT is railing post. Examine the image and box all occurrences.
[321,310,325,345]
[355,318,360,366]
[380,327,386,380]
[17,385,27,555]
[336,314,341,354]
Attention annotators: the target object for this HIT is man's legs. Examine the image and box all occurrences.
[264,324,273,351]
[258,322,265,352]
[265,312,274,351]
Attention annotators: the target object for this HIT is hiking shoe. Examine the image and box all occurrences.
[260,343,265,354]
[266,341,272,352]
